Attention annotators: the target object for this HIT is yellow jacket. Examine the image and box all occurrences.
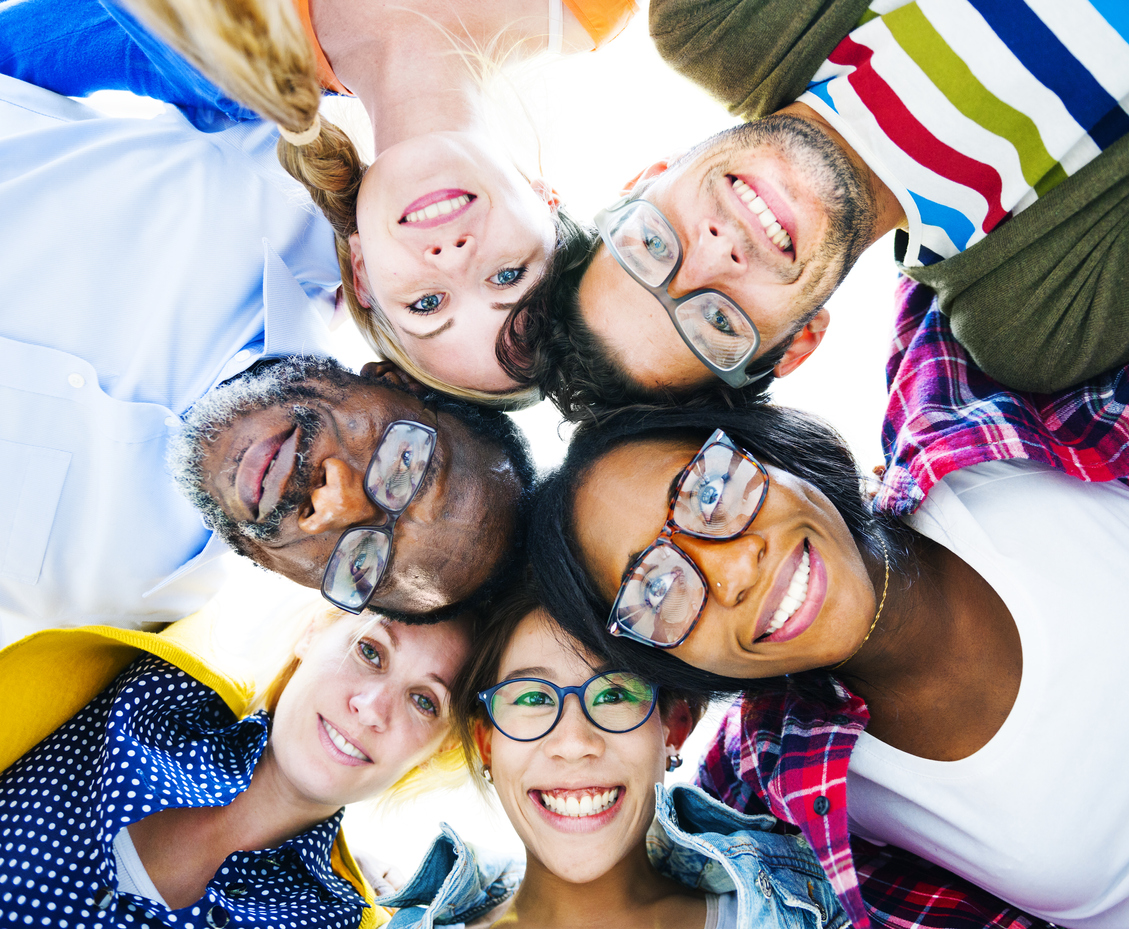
[0,613,388,928]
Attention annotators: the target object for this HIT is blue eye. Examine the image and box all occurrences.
[358,640,382,666]
[490,267,526,287]
[352,552,368,571]
[400,449,412,467]
[644,571,675,611]
[409,293,444,314]
[704,304,735,334]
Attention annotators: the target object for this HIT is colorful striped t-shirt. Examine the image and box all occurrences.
[800,0,1129,267]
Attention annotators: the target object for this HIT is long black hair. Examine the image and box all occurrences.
[530,403,915,707]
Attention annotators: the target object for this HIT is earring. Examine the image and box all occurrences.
[666,754,683,772]
[481,765,493,784]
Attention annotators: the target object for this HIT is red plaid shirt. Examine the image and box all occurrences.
[697,688,1054,929]
[876,276,1129,516]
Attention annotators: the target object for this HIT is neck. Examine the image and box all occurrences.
[504,840,696,929]
[836,535,1021,761]
[128,742,339,908]
[779,100,907,239]
[309,0,549,154]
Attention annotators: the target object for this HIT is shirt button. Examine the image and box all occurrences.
[91,885,114,909]
[68,373,85,389]
[225,883,248,898]
[233,349,252,363]
[165,416,180,428]
[813,796,831,816]
[206,904,230,927]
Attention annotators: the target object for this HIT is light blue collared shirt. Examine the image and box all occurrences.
[0,74,342,640]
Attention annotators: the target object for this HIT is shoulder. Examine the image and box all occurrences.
[649,0,872,118]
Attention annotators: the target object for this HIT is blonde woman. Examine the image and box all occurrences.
[0,0,633,407]
[0,607,473,928]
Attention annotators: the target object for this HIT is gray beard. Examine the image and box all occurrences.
[167,355,350,555]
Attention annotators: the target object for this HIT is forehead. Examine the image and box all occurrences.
[498,612,600,682]
[577,249,717,392]
[573,438,703,598]
[388,618,473,673]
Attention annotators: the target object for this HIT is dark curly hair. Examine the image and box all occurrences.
[528,403,917,707]
[498,225,798,422]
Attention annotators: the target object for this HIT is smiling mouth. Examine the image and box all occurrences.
[729,176,793,252]
[234,427,297,521]
[320,716,372,762]
[757,541,811,641]
[537,787,620,818]
[399,190,476,225]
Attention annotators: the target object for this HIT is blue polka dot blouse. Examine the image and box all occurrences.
[0,655,367,928]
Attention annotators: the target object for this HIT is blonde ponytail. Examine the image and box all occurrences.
[120,0,321,138]
[122,0,541,409]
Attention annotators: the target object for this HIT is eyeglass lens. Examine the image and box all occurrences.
[606,201,757,371]
[321,421,436,611]
[611,436,768,645]
[486,672,656,741]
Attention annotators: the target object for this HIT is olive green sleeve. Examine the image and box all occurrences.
[903,133,1129,393]
[649,0,872,120]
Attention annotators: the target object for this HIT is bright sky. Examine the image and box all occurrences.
[78,7,901,878]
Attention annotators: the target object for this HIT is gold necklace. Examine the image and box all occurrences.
[832,535,890,670]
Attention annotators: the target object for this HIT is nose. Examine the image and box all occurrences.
[349,683,392,732]
[297,457,381,535]
[424,231,476,270]
[543,693,604,761]
[672,531,765,607]
[670,219,743,296]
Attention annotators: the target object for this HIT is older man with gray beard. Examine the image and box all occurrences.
[0,73,531,643]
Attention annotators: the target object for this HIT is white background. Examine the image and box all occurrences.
[81,8,898,878]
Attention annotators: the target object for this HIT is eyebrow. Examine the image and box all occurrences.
[501,666,554,680]
[407,319,454,340]
[491,300,519,312]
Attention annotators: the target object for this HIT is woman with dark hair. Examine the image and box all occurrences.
[530,404,1129,928]
[373,580,845,928]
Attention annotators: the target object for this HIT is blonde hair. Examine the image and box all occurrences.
[121,0,542,410]
[252,602,471,804]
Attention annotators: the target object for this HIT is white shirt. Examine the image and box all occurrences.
[847,460,1129,928]
[0,75,341,641]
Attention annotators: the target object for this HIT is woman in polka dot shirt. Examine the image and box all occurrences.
[0,608,474,929]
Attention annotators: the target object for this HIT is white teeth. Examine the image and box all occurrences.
[731,178,793,251]
[402,194,471,224]
[539,788,619,818]
[764,547,811,637]
[323,719,368,761]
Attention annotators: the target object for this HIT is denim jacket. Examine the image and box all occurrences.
[379,784,846,929]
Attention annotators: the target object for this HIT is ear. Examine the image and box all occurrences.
[472,719,493,771]
[619,155,684,196]
[774,308,830,379]
[661,699,695,756]
[359,360,426,395]
[529,177,562,212]
[293,617,321,660]
[348,232,373,309]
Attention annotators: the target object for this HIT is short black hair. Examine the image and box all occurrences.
[499,228,789,423]
[529,403,915,706]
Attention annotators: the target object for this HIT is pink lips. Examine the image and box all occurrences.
[529,787,625,834]
[317,715,372,767]
[730,174,797,258]
[398,188,476,229]
[234,427,296,520]
[753,541,827,644]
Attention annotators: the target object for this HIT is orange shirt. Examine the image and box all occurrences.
[565,0,637,48]
[292,0,352,95]
[292,0,639,96]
